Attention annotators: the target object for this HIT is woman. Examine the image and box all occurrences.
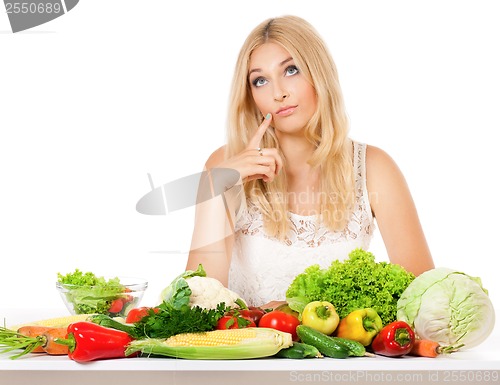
[186,15,434,308]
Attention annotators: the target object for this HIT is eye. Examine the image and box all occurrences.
[252,77,268,88]
[285,65,299,76]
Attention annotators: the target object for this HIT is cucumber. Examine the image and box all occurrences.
[296,325,350,359]
[331,337,366,357]
[87,314,138,336]
[275,342,322,359]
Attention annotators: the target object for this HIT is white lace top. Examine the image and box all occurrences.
[228,141,375,307]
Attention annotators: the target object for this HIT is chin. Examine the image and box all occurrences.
[274,121,308,136]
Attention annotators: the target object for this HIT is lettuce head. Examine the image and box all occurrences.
[397,267,495,350]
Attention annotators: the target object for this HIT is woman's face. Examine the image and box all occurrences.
[248,42,317,136]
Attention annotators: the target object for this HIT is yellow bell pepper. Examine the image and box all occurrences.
[336,308,383,346]
[301,301,340,335]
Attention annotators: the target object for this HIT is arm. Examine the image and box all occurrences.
[366,145,434,276]
[186,116,282,285]
[186,146,235,286]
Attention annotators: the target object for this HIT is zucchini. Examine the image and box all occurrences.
[275,342,322,359]
[296,325,350,359]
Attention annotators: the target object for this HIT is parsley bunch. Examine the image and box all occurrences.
[133,301,230,339]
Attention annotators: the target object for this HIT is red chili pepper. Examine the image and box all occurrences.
[55,321,135,362]
[371,320,415,357]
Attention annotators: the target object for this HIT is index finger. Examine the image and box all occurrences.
[248,113,272,149]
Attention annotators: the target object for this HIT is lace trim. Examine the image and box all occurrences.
[235,141,374,248]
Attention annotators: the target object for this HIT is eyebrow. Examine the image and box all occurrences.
[248,57,294,76]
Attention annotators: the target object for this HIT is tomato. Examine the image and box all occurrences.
[125,306,160,323]
[108,299,124,314]
[122,294,134,304]
[233,307,266,325]
[258,310,300,341]
[217,315,256,330]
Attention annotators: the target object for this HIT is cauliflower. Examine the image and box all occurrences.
[159,264,246,310]
[187,276,246,309]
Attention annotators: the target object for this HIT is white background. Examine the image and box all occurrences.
[1,0,499,338]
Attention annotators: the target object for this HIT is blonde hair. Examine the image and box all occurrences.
[226,15,355,239]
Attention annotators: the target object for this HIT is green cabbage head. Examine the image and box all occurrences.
[397,267,495,350]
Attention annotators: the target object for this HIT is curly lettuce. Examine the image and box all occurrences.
[285,249,415,325]
[57,269,124,314]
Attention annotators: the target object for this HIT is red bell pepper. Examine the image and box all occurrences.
[371,320,415,357]
[55,321,136,362]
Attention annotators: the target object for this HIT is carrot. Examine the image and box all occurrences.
[17,326,55,353]
[409,338,464,358]
[0,326,68,359]
[409,339,441,357]
[40,328,69,355]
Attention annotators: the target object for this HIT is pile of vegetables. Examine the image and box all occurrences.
[1,256,496,362]
[286,249,415,325]
[262,302,458,359]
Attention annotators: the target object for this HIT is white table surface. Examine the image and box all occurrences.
[1,308,499,385]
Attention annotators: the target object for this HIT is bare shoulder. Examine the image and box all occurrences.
[365,144,406,188]
[205,145,227,169]
[366,145,399,174]
[365,144,411,212]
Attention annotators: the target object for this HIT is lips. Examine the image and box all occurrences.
[276,105,298,116]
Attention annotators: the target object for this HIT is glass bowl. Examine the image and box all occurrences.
[56,276,148,317]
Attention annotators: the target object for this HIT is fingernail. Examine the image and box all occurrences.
[265,113,272,120]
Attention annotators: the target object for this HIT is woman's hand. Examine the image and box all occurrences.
[219,114,283,183]
[259,300,287,310]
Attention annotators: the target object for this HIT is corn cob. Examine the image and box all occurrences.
[126,327,293,359]
[8,314,94,330]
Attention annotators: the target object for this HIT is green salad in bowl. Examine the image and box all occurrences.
[56,269,147,317]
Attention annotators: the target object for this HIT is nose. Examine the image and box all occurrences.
[273,81,289,102]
